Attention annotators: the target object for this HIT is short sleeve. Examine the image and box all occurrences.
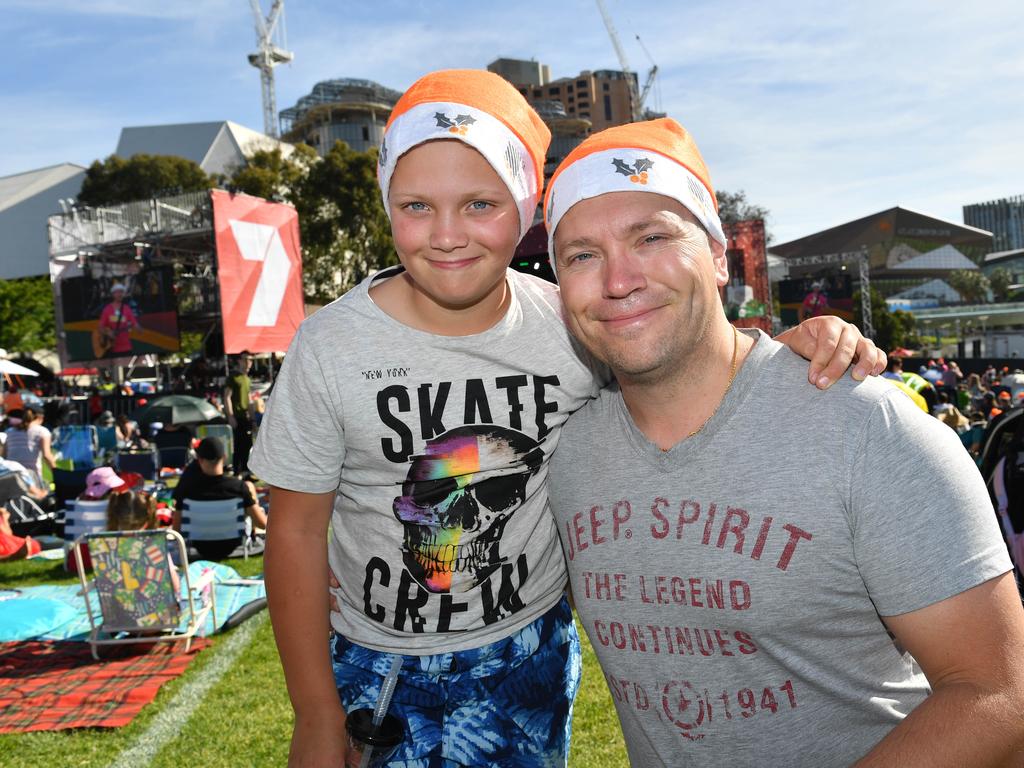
[248,322,346,494]
[849,391,1011,616]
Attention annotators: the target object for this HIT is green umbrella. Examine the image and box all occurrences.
[130,395,223,427]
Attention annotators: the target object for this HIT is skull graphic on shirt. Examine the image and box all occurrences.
[392,424,544,593]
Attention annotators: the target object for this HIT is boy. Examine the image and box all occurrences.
[251,70,883,768]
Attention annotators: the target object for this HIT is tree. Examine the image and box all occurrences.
[0,276,56,353]
[227,145,317,203]
[853,287,920,352]
[77,153,213,207]
[989,267,1013,302]
[229,141,396,303]
[716,189,770,227]
[946,269,991,304]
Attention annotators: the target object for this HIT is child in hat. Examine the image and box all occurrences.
[251,69,885,767]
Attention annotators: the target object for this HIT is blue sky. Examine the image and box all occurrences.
[4,0,1022,244]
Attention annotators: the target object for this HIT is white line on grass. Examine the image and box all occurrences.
[106,612,268,768]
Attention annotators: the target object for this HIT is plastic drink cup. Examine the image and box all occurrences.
[345,708,403,768]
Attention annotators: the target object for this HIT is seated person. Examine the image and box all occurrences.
[0,506,41,561]
[0,457,50,501]
[172,437,267,559]
[107,488,180,592]
[150,422,193,453]
[67,466,143,574]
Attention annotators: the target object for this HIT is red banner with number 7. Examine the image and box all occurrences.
[212,189,305,354]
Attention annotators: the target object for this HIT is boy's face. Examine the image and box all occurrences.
[388,141,520,312]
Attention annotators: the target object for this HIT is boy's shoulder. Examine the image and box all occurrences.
[506,268,563,319]
[294,270,387,340]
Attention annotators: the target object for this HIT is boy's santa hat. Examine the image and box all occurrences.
[378,69,551,241]
[544,117,725,269]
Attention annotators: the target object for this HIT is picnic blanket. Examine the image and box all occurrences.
[0,637,209,732]
[0,561,266,642]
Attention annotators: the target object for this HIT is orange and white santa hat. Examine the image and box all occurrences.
[544,117,725,264]
[378,69,551,241]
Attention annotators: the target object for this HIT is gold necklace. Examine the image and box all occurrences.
[687,324,740,438]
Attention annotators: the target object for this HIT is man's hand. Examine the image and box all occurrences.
[774,316,886,389]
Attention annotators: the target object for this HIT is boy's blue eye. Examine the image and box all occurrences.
[469,200,492,211]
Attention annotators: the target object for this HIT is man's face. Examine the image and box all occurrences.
[387,140,520,314]
[554,191,727,384]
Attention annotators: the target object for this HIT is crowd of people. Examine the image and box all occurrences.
[0,351,266,564]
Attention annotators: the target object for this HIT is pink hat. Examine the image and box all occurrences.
[84,466,127,499]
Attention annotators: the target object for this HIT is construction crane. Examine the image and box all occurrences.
[595,0,658,122]
[247,0,294,138]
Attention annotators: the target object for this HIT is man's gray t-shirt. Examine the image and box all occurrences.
[250,267,600,653]
[549,330,1011,767]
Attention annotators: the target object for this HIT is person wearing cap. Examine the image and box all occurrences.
[96,281,141,358]
[172,436,265,560]
[252,69,886,768]
[544,117,1024,766]
[798,278,830,322]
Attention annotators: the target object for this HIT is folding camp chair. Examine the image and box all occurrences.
[63,498,109,571]
[95,425,119,455]
[51,467,93,509]
[0,472,57,537]
[73,529,216,659]
[158,446,191,471]
[52,425,99,468]
[180,498,254,560]
[116,449,161,481]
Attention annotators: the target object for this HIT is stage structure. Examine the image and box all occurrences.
[47,189,304,372]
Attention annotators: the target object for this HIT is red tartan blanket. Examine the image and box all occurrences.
[0,639,208,732]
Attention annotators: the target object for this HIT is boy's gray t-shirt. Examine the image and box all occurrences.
[250,267,600,653]
[549,330,1011,767]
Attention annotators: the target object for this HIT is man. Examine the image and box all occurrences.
[797,279,829,321]
[96,283,140,358]
[173,436,266,559]
[544,118,1024,766]
[224,351,254,476]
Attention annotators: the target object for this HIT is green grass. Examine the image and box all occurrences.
[0,555,628,767]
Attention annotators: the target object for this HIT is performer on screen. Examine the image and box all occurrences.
[798,279,831,322]
[96,282,141,358]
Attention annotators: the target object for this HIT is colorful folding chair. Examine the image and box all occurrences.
[74,529,217,659]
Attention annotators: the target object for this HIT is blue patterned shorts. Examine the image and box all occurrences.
[331,596,581,768]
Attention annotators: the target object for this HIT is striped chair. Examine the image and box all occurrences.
[63,498,110,572]
[180,498,250,560]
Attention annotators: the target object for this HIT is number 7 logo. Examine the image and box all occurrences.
[228,219,292,327]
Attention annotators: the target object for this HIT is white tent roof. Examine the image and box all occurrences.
[115,121,294,176]
[890,244,978,271]
[0,163,84,214]
[0,163,86,279]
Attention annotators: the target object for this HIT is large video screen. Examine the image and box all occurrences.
[60,267,181,363]
[777,274,854,327]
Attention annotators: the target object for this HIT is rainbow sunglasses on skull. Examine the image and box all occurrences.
[392,425,544,594]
